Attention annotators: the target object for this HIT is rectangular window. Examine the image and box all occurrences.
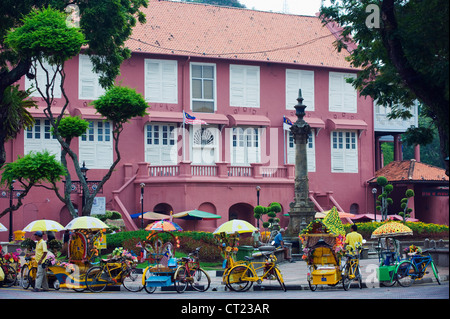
[329,72,357,113]
[79,120,113,169]
[25,59,62,98]
[78,55,105,100]
[145,59,178,103]
[231,127,261,165]
[24,119,61,159]
[331,131,358,173]
[286,69,314,110]
[190,63,216,113]
[145,123,177,165]
[230,65,260,108]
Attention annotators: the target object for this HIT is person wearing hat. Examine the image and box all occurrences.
[272,228,285,249]
[33,231,49,292]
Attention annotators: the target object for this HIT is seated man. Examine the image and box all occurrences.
[272,229,285,249]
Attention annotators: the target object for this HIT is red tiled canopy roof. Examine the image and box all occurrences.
[127,0,353,69]
[368,160,449,184]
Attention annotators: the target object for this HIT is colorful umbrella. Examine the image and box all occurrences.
[145,220,183,232]
[172,209,222,220]
[371,222,413,238]
[213,219,257,234]
[64,216,109,230]
[136,211,171,220]
[23,219,65,232]
[0,222,7,232]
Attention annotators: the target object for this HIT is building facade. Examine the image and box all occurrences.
[2,0,390,237]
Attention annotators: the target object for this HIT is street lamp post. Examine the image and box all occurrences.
[140,183,145,229]
[80,161,89,215]
[372,188,378,222]
[8,181,14,242]
[256,186,261,228]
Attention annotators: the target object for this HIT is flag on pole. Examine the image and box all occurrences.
[283,116,293,131]
[183,111,207,125]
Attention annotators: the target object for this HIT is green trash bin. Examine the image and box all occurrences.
[236,245,254,261]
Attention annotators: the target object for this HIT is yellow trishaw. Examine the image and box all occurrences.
[299,208,347,291]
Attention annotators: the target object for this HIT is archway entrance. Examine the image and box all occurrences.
[228,203,254,224]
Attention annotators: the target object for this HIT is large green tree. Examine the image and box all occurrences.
[2,4,149,217]
[0,0,148,168]
[320,0,449,174]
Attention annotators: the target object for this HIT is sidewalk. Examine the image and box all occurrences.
[209,257,449,291]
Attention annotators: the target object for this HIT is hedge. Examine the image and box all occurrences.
[344,221,449,240]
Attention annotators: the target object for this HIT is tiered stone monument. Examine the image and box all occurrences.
[285,89,316,253]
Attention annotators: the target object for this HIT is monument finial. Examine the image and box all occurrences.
[294,89,307,120]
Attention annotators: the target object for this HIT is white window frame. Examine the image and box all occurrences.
[25,59,62,98]
[190,125,219,165]
[286,69,314,111]
[287,130,316,172]
[330,130,358,173]
[78,54,105,100]
[144,59,178,104]
[230,64,260,108]
[230,127,261,165]
[190,62,216,113]
[79,120,113,169]
[145,123,177,165]
[329,72,357,113]
[24,119,61,159]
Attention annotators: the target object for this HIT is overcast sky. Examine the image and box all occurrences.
[239,0,328,16]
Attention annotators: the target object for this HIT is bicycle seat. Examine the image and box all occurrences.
[244,256,254,261]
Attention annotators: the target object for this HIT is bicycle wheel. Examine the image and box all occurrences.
[356,265,363,289]
[274,267,286,292]
[20,265,31,289]
[396,260,416,287]
[307,267,317,291]
[143,267,156,294]
[173,265,188,293]
[227,265,253,292]
[430,261,441,285]
[190,268,211,292]
[2,265,17,287]
[342,264,351,291]
[85,266,109,292]
[122,268,144,292]
[28,267,37,289]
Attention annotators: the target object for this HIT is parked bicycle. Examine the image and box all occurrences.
[226,252,286,292]
[173,247,211,293]
[342,244,363,290]
[395,250,441,287]
[85,256,143,292]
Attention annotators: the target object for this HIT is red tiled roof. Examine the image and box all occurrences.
[369,160,449,183]
[127,0,353,69]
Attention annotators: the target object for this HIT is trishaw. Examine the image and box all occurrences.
[299,209,348,291]
[20,217,109,292]
[141,230,184,293]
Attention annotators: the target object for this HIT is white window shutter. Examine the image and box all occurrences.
[343,74,357,113]
[329,72,343,112]
[230,66,245,106]
[245,68,260,107]
[301,70,315,110]
[79,55,104,100]
[345,150,358,173]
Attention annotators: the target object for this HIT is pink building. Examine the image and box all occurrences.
[1,0,381,238]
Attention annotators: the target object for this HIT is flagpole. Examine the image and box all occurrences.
[283,125,286,165]
[183,111,186,161]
